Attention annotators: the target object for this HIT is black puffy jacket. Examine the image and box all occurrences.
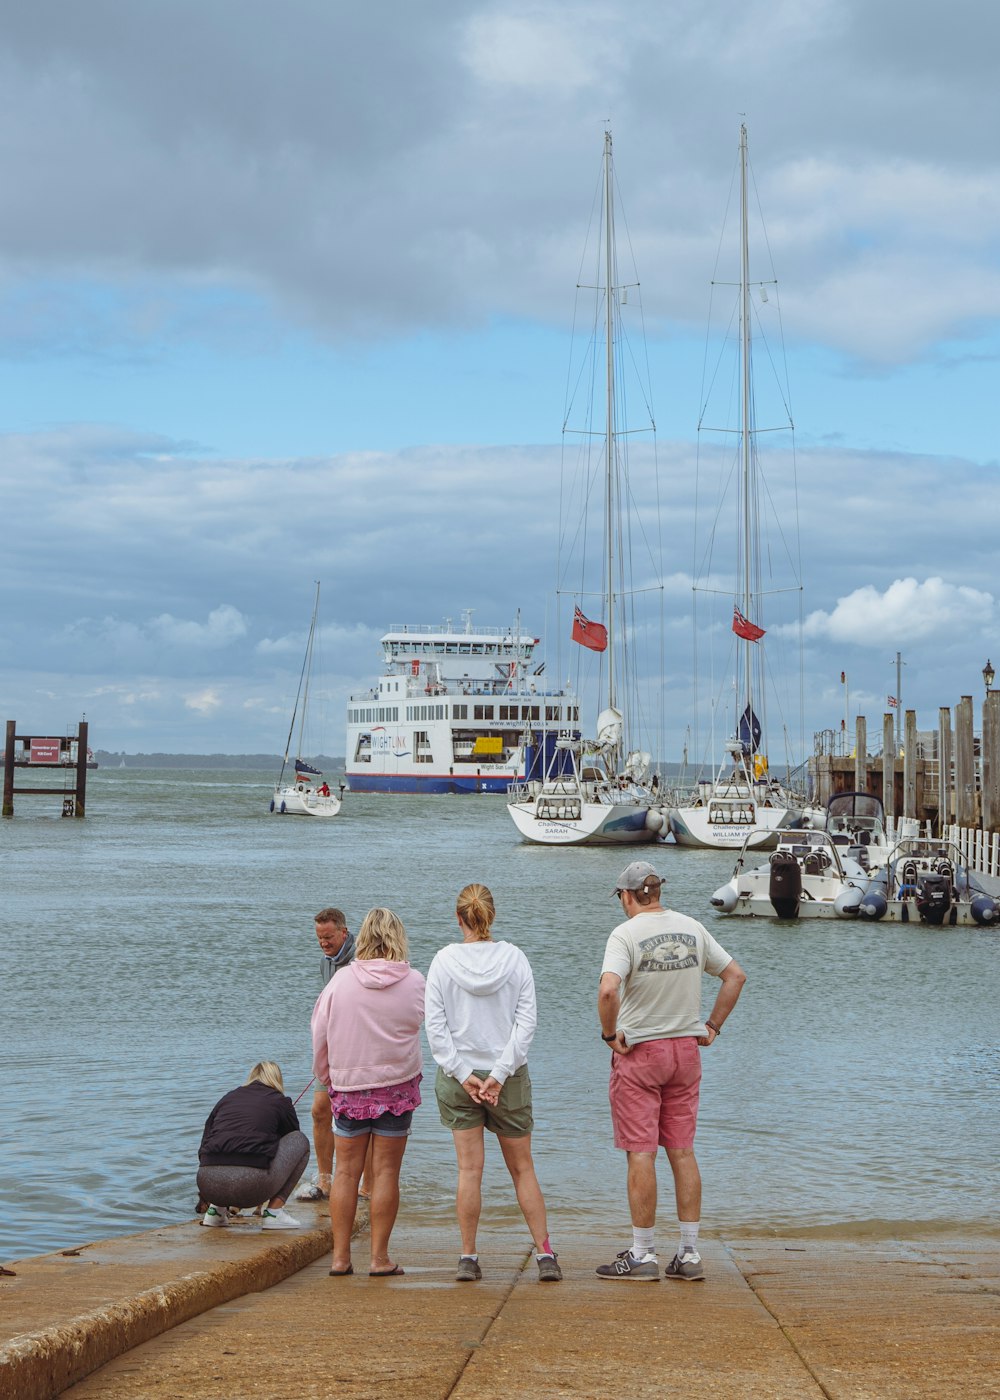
[198,1082,300,1170]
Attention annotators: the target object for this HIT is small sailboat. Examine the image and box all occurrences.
[270,583,342,818]
[507,130,665,847]
[669,124,802,851]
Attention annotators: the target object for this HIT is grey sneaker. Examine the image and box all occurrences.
[296,1181,329,1202]
[456,1255,482,1282]
[596,1250,659,1281]
[536,1253,562,1282]
[664,1248,705,1281]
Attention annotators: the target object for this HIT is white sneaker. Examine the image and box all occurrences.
[202,1205,229,1228]
[261,1207,301,1230]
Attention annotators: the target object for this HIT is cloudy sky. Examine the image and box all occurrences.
[2,0,999,760]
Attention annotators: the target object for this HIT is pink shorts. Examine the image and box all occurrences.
[608,1037,702,1153]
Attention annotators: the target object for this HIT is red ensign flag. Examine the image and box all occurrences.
[571,606,608,652]
[732,606,765,642]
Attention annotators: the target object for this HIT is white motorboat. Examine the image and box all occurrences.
[270,583,342,819]
[710,792,893,919]
[669,124,803,851]
[857,836,1000,927]
[506,130,665,847]
[710,826,871,920]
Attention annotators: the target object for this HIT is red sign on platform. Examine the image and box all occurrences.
[29,738,63,764]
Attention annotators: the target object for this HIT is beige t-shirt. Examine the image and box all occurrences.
[601,908,733,1044]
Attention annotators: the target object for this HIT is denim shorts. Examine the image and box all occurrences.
[333,1108,413,1138]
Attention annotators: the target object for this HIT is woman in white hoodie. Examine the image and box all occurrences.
[425,883,561,1283]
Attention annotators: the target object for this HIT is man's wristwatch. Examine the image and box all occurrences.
[705,1019,721,1035]
[601,1032,617,1042]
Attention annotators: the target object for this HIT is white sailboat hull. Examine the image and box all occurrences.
[508,796,659,846]
[270,786,342,818]
[669,803,794,850]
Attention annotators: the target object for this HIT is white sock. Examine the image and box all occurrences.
[631,1227,655,1259]
[461,1253,479,1261]
[679,1221,700,1256]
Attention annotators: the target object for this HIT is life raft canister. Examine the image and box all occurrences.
[769,852,802,919]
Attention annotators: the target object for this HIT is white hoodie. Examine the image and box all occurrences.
[424,940,536,1086]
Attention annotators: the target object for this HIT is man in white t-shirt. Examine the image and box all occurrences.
[596,861,746,1282]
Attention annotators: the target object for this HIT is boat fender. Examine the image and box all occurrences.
[858,890,887,921]
[279,800,287,814]
[970,894,999,926]
[644,808,665,833]
[834,885,864,917]
[269,799,275,812]
[710,881,739,914]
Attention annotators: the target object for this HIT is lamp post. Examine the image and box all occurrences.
[984,659,995,694]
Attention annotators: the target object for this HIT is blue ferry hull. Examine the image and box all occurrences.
[346,773,517,795]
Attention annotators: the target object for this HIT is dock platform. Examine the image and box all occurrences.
[2,1206,997,1398]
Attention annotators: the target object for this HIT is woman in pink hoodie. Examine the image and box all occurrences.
[311,907,425,1276]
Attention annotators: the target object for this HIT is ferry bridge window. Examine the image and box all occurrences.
[546,706,560,721]
[453,705,468,719]
[474,705,495,720]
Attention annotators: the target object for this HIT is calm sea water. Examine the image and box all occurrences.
[2,768,998,1263]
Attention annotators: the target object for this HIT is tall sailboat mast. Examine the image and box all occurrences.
[739,122,753,735]
[603,128,616,714]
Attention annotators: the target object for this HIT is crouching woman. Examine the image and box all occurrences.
[197,1061,309,1229]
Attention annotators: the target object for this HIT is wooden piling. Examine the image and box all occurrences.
[903,710,917,819]
[955,696,976,828]
[980,691,991,828]
[882,712,895,827]
[2,720,14,817]
[938,707,952,834]
[854,716,867,792]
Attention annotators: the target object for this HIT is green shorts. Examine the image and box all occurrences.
[435,1064,533,1138]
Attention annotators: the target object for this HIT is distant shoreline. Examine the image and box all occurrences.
[92,752,346,770]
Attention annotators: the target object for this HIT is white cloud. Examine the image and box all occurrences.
[802,577,995,646]
[184,688,223,714]
[150,605,248,648]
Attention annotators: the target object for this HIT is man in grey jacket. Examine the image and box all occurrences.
[297,907,356,1200]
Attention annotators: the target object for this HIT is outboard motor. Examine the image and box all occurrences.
[769,853,802,918]
[915,872,952,925]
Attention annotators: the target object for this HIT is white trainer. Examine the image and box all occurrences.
[261,1207,302,1230]
[202,1205,229,1228]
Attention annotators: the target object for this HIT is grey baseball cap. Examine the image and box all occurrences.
[613,860,662,895]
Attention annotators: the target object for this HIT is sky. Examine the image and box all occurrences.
[2,0,999,761]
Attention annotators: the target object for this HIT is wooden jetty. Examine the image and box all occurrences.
[2,719,90,817]
[809,693,1000,836]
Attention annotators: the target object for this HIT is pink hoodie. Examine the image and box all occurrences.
[311,958,426,1091]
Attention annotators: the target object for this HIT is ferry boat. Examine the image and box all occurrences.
[344,615,580,794]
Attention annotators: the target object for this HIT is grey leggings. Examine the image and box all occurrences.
[197,1130,310,1209]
